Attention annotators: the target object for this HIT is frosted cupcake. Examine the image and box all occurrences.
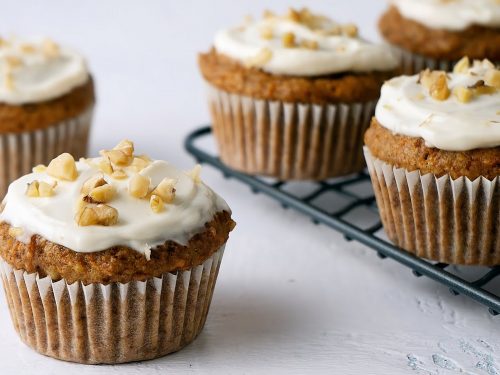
[379,0,500,74]
[364,59,500,265]
[0,35,94,197]
[199,8,399,180]
[0,140,235,363]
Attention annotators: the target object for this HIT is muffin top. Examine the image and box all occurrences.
[0,140,230,258]
[375,58,500,151]
[213,8,399,76]
[389,0,500,31]
[0,36,89,104]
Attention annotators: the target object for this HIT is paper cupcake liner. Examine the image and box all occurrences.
[364,148,500,265]
[0,246,225,364]
[395,47,500,75]
[0,106,94,198]
[207,84,377,180]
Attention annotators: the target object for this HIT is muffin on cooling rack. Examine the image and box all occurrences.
[364,58,500,265]
[0,35,95,197]
[199,8,399,180]
[379,0,500,74]
[0,140,235,364]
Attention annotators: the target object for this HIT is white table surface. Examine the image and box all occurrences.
[1,1,499,374]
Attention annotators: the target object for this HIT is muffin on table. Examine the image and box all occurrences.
[199,8,399,180]
[0,140,235,364]
[379,0,500,74]
[0,35,95,197]
[364,58,500,265]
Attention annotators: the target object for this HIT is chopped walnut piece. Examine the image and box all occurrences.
[152,178,176,203]
[430,74,451,101]
[485,69,500,89]
[89,184,116,203]
[130,156,150,172]
[8,227,23,237]
[114,139,134,156]
[453,86,473,103]
[129,174,150,198]
[5,55,22,68]
[150,194,165,213]
[100,139,135,167]
[263,9,276,19]
[42,39,60,58]
[98,157,114,174]
[187,164,202,184]
[286,8,301,22]
[26,181,40,197]
[20,43,35,53]
[260,27,274,40]
[469,80,497,95]
[32,164,46,173]
[111,169,128,180]
[453,57,470,74]
[3,68,14,91]
[75,203,118,226]
[38,181,57,197]
[81,175,107,195]
[342,23,358,37]
[300,39,319,50]
[47,153,78,181]
[282,32,296,48]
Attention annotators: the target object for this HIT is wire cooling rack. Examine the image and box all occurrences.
[185,126,500,316]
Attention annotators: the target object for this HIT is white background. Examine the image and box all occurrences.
[1,1,500,374]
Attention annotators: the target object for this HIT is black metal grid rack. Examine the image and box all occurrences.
[185,126,500,316]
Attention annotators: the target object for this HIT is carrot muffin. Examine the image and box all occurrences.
[0,35,95,197]
[364,58,500,265]
[0,140,235,364]
[379,0,500,74]
[199,8,399,180]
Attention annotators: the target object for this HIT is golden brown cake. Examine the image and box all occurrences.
[364,59,500,265]
[0,140,235,364]
[199,8,399,180]
[378,1,500,74]
[0,36,95,197]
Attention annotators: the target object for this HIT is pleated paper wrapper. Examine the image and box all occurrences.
[364,148,500,265]
[0,106,93,198]
[395,47,499,75]
[207,84,376,180]
[0,246,225,364]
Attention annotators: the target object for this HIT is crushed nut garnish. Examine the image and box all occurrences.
[468,80,497,95]
[20,43,35,53]
[453,86,473,103]
[130,156,150,172]
[26,180,57,197]
[89,184,116,203]
[111,169,128,180]
[151,178,176,203]
[47,153,78,181]
[8,227,23,237]
[150,194,165,213]
[32,164,46,173]
[263,9,276,19]
[3,68,14,91]
[129,173,150,198]
[286,8,301,22]
[5,55,22,68]
[300,39,319,50]
[81,175,107,195]
[75,203,118,226]
[485,69,500,89]
[42,38,60,58]
[100,139,135,167]
[98,157,114,174]
[342,24,358,37]
[187,164,202,184]
[260,27,274,40]
[245,48,272,68]
[282,32,296,48]
[430,74,450,101]
[453,56,470,74]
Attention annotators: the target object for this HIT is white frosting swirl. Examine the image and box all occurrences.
[0,155,230,255]
[214,11,399,76]
[391,0,500,31]
[0,36,89,104]
[375,60,500,151]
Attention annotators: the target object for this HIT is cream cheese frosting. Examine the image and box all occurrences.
[390,0,500,31]
[375,59,500,151]
[0,143,230,256]
[0,36,89,104]
[214,8,399,76]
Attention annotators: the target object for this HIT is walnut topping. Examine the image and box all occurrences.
[75,203,118,226]
[300,39,319,50]
[151,178,176,203]
[341,24,358,37]
[129,174,150,198]
[260,27,274,40]
[81,175,107,196]
[47,153,78,181]
[150,194,165,213]
[130,156,151,172]
[282,32,296,48]
[5,55,22,68]
[20,43,35,53]
[3,67,14,91]
[8,227,24,237]
[100,139,135,167]
[418,70,450,101]
[89,184,116,203]
[263,9,276,19]
[42,38,60,58]
[286,8,301,22]
[453,56,470,74]
[468,80,497,95]
[111,169,128,180]
[32,164,46,173]
[245,48,272,68]
[98,157,114,175]
[187,164,202,184]
[453,86,473,103]
[485,69,500,89]
[26,181,55,198]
